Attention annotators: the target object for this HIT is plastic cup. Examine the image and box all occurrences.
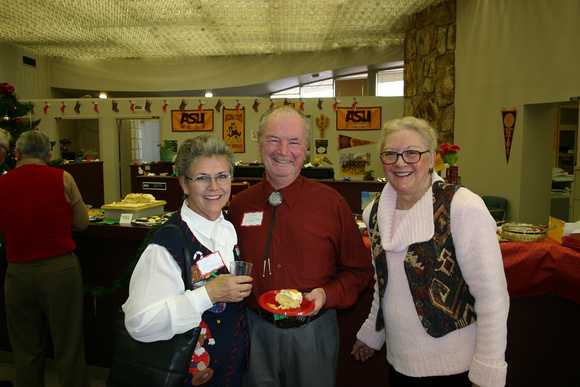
[230,261,253,276]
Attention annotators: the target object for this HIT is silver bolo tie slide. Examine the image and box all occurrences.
[264,191,283,277]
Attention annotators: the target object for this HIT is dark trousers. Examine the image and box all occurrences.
[244,308,339,387]
[4,252,90,387]
[389,364,471,387]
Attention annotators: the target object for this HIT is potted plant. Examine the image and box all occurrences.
[82,148,98,161]
[363,170,375,181]
[158,140,176,162]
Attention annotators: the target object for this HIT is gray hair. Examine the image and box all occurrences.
[378,117,439,153]
[258,105,310,144]
[15,130,51,160]
[174,135,235,177]
[0,129,10,149]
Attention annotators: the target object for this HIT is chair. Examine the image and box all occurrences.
[482,196,508,223]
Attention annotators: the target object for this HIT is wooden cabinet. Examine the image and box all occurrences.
[57,161,105,208]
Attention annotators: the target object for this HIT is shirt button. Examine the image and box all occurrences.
[415,301,423,308]
[423,320,431,328]
[410,282,418,289]
[276,264,282,269]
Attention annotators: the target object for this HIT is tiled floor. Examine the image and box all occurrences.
[0,363,107,387]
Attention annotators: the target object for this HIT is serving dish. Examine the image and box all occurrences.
[500,223,551,242]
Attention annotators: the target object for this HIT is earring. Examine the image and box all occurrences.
[428,167,434,174]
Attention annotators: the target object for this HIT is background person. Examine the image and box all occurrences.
[352,117,509,387]
[123,135,252,386]
[228,106,374,387]
[0,130,90,387]
[0,128,9,167]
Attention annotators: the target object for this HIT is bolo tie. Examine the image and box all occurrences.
[263,191,283,277]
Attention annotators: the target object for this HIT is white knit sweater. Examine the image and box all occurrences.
[357,174,509,387]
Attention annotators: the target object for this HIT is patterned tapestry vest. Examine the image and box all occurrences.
[369,181,477,338]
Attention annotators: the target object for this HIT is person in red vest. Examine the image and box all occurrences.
[0,130,90,387]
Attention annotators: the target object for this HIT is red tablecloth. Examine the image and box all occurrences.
[501,238,580,304]
[362,236,580,304]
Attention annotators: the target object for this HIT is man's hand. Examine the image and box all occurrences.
[304,287,326,315]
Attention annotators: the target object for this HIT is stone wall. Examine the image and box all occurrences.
[404,0,456,145]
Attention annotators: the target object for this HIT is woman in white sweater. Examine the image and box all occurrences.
[352,117,509,387]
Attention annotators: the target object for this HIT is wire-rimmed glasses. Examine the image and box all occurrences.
[379,150,429,165]
[184,173,233,187]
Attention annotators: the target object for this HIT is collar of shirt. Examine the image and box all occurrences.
[179,200,237,263]
[262,175,305,209]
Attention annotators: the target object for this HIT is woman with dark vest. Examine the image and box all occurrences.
[0,130,90,386]
[352,117,509,387]
[123,135,251,386]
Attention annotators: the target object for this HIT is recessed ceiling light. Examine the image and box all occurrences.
[205,91,213,98]
[98,92,108,99]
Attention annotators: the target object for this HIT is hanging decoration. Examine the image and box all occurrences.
[269,99,275,109]
[333,98,340,111]
[145,99,152,113]
[179,99,188,111]
[337,134,377,150]
[235,99,243,113]
[253,99,260,112]
[171,109,214,132]
[318,98,324,110]
[316,113,330,138]
[73,100,82,114]
[198,100,204,112]
[284,98,290,106]
[92,101,99,113]
[112,100,119,112]
[43,101,51,114]
[215,99,224,112]
[223,108,245,153]
[352,97,359,111]
[299,98,305,111]
[60,101,67,114]
[502,107,516,163]
[129,100,136,112]
[336,107,382,130]
[162,100,169,113]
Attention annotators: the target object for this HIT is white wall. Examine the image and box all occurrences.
[455,0,580,223]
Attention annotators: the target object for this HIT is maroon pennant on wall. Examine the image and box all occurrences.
[502,107,516,163]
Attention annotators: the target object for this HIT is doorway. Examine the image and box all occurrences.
[117,118,160,198]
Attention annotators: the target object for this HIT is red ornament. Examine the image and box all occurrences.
[14,118,21,125]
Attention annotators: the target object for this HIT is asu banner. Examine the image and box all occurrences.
[172,110,214,132]
[336,107,382,130]
[223,108,245,153]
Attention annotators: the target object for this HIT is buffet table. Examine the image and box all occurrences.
[501,238,580,304]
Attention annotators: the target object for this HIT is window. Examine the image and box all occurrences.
[376,68,404,97]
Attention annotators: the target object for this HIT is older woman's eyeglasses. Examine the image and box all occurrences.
[184,173,233,187]
[379,150,429,165]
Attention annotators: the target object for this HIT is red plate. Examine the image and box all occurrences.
[258,290,315,316]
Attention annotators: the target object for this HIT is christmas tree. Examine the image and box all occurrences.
[0,82,40,172]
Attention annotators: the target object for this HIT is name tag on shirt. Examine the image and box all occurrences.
[241,211,263,227]
[196,251,225,276]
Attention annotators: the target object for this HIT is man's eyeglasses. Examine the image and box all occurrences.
[0,145,8,152]
[184,173,233,187]
[379,150,429,165]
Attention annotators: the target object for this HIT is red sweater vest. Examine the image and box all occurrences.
[0,164,75,262]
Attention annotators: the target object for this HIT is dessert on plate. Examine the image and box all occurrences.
[275,289,303,310]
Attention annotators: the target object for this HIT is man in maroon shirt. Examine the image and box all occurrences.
[229,106,373,386]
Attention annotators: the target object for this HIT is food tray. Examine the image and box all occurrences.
[500,223,548,242]
[100,200,166,221]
